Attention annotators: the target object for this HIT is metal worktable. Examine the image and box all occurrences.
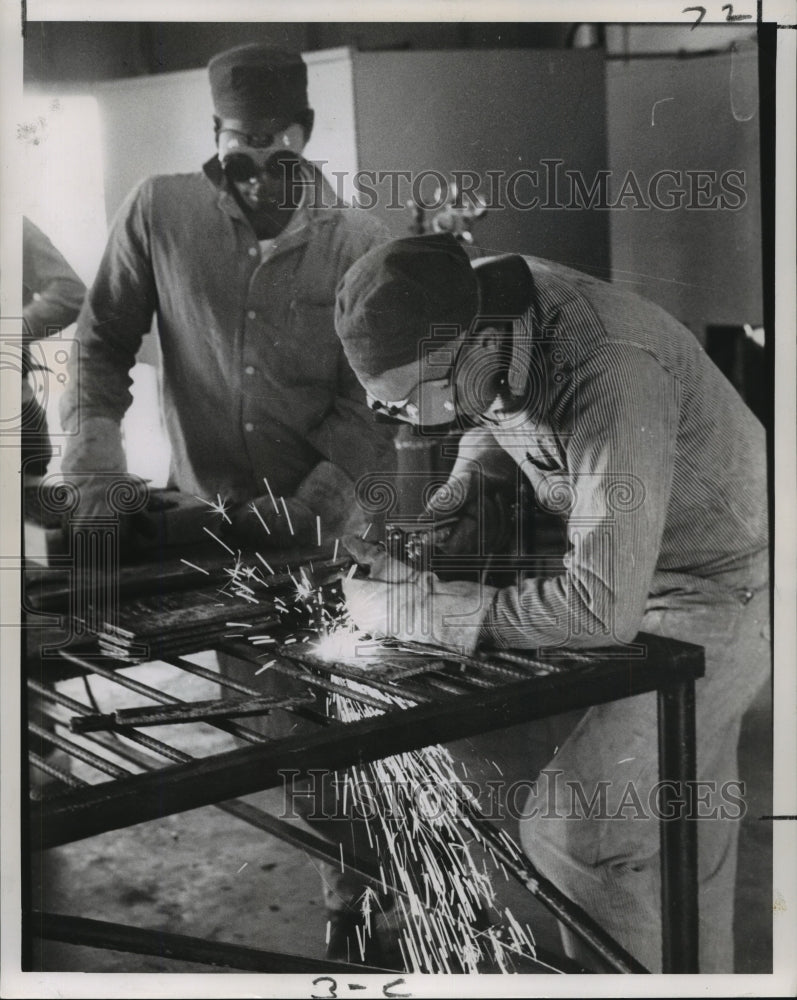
[23,539,705,976]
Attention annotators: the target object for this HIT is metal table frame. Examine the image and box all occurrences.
[26,631,703,975]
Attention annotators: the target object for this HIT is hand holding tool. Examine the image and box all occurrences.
[340,536,496,656]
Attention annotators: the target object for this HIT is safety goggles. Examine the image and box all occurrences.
[218,128,299,182]
[366,378,460,426]
[366,390,418,421]
[366,339,467,423]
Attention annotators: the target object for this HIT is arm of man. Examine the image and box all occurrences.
[22,217,86,343]
[60,181,156,438]
[58,182,157,517]
[481,342,681,651]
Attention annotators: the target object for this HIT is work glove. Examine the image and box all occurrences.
[341,536,497,656]
[425,427,517,555]
[57,415,152,545]
[230,460,369,548]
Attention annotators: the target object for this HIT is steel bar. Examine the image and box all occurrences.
[219,639,392,712]
[162,653,331,728]
[56,650,273,744]
[32,681,390,890]
[29,752,86,789]
[85,731,389,890]
[278,643,504,701]
[459,799,649,974]
[30,679,193,766]
[28,722,130,780]
[26,911,398,973]
[31,634,704,850]
[70,694,312,732]
[271,646,437,704]
[658,676,700,974]
[31,682,646,973]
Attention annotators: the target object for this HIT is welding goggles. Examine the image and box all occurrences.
[218,127,301,183]
[364,338,470,426]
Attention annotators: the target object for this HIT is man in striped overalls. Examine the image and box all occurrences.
[335,233,770,973]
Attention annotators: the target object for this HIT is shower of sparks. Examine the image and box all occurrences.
[310,629,548,974]
[333,538,340,562]
[195,493,232,524]
[211,541,551,976]
[361,522,373,540]
[317,515,322,547]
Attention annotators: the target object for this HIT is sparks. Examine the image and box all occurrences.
[249,501,271,534]
[195,493,232,524]
[256,552,276,575]
[202,525,235,555]
[262,476,280,514]
[327,673,547,974]
[279,496,295,535]
[219,545,550,975]
[180,558,209,575]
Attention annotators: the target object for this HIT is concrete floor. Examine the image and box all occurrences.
[27,658,773,978]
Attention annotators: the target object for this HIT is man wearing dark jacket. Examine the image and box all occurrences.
[335,234,770,973]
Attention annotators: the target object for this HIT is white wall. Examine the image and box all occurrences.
[94,47,360,222]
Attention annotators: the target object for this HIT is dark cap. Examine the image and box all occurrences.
[208,43,309,127]
[335,234,479,384]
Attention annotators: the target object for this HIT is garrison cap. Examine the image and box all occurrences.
[208,43,309,128]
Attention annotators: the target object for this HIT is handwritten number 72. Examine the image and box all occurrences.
[683,5,753,28]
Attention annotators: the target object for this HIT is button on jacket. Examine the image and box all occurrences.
[60,159,395,502]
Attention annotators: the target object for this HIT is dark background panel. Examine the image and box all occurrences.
[352,49,610,276]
